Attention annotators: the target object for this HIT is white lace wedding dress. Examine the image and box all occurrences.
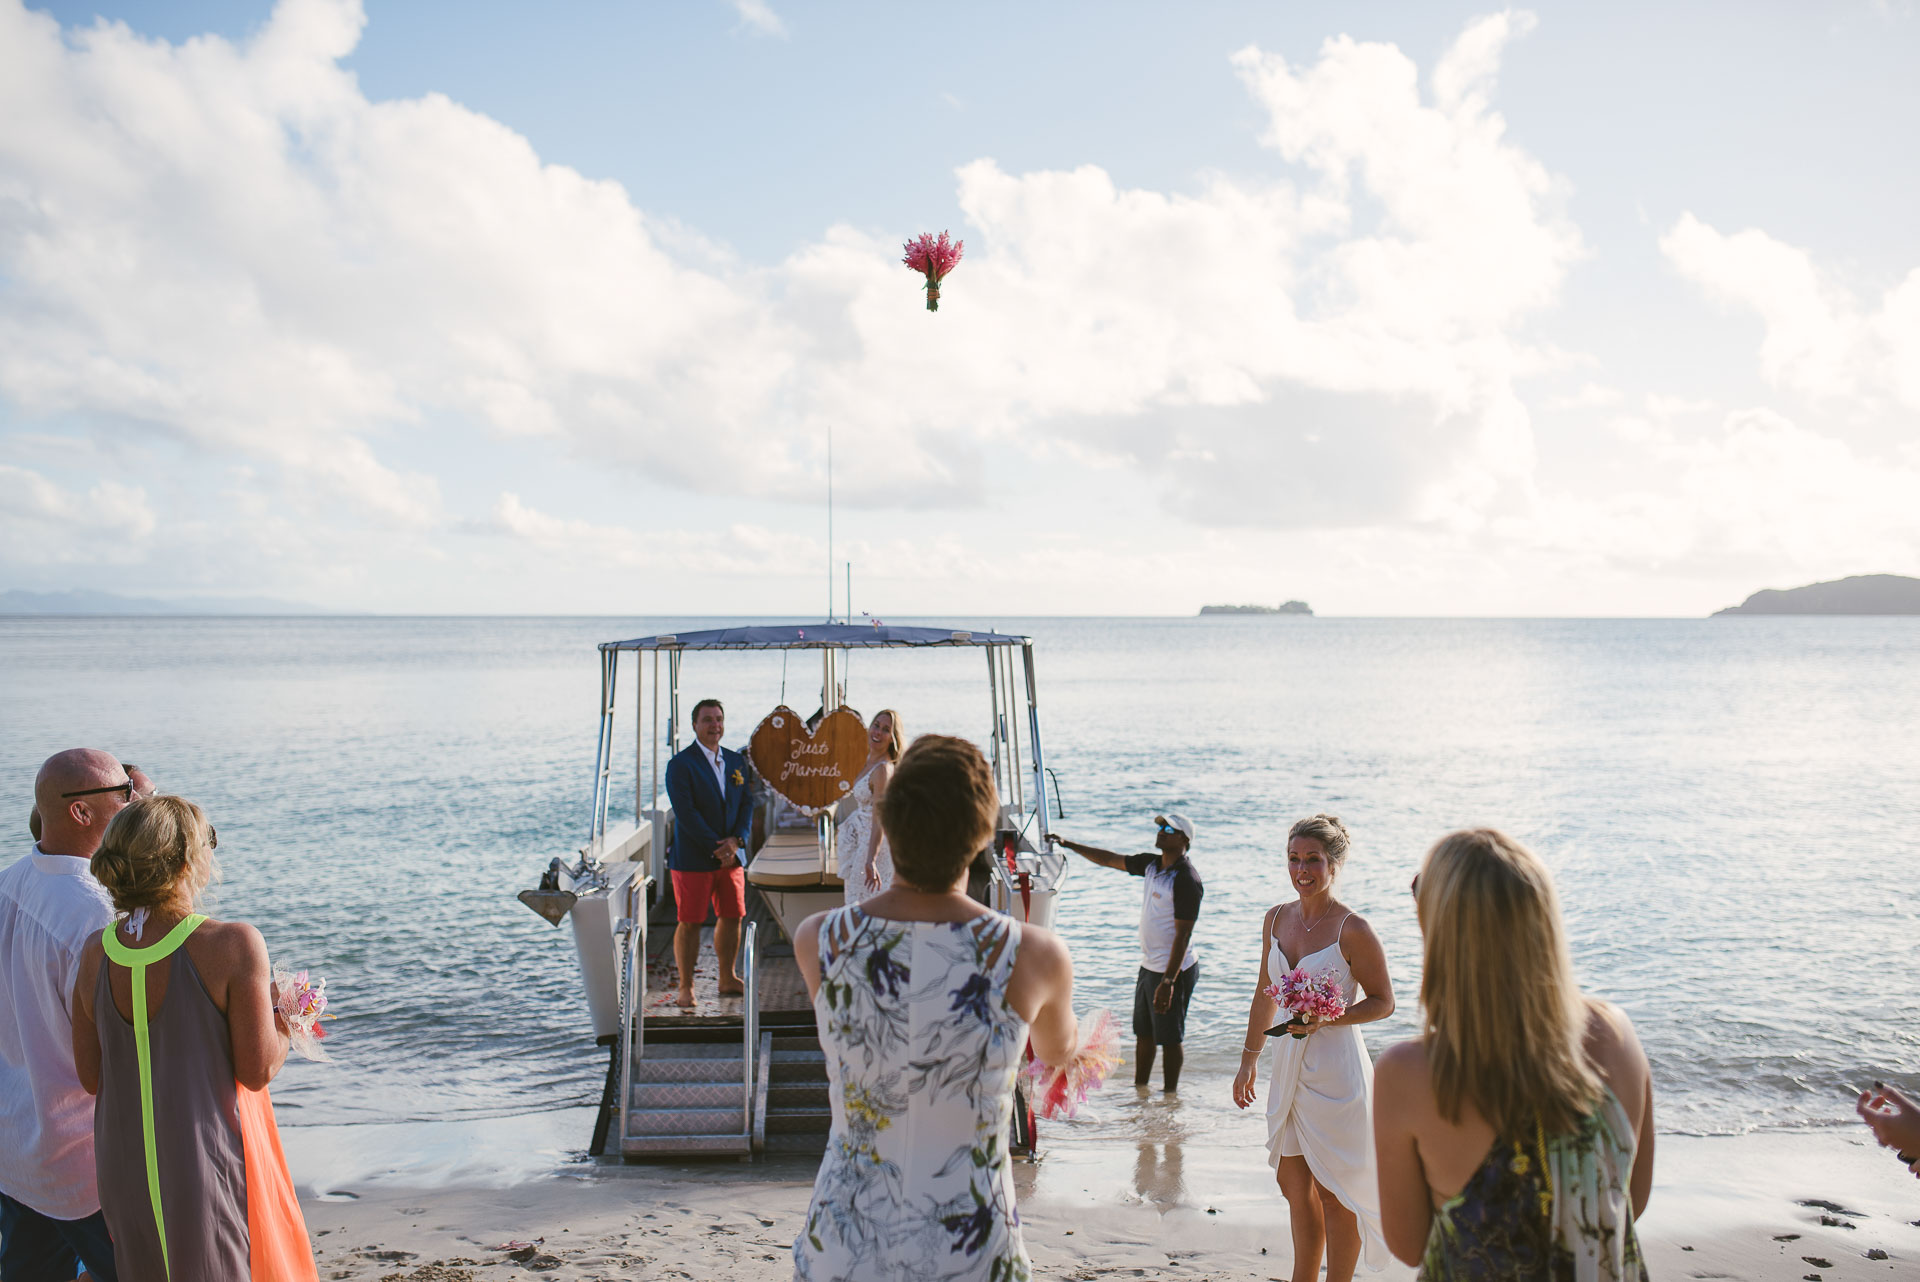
[838,767,893,907]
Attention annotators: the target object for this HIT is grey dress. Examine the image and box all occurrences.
[94,940,251,1281]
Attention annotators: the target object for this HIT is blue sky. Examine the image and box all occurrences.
[3,0,1918,613]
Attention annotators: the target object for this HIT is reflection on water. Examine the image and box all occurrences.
[4,615,1918,1146]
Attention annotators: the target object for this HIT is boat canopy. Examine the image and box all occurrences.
[600,623,1029,653]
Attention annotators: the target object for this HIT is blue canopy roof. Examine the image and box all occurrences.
[600,623,1029,652]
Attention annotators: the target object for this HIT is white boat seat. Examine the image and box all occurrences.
[749,828,842,888]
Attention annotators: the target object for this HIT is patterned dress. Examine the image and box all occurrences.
[1419,1087,1648,1282]
[838,769,894,908]
[794,906,1029,1282]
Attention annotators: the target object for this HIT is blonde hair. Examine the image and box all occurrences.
[92,795,219,918]
[872,708,905,763]
[1288,813,1351,873]
[1416,828,1602,1138]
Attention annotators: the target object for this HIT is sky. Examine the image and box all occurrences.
[1,0,1917,616]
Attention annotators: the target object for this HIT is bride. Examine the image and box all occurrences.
[839,709,903,906]
[1232,814,1396,1281]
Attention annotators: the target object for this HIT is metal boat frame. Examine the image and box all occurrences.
[549,622,1068,1159]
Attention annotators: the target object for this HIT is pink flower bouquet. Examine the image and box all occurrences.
[1266,967,1346,1039]
[1025,1008,1122,1119]
[903,230,964,311]
[273,965,334,1062]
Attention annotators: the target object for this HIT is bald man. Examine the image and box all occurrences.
[1,749,141,1282]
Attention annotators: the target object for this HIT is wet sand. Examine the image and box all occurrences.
[290,1118,1920,1280]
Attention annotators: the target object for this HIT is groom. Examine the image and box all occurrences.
[664,698,754,1008]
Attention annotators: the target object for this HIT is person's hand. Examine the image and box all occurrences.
[1285,1015,1324,1038]
[1153,978,1175,1014]
[1232,1058,1259,1109]
[863,857,882,891]
[1859,1083,1920,1159]
[715,838,739,868]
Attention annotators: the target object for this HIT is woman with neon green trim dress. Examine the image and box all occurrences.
[71,796,316,1282]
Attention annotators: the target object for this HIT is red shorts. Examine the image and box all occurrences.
[671,865,746,923]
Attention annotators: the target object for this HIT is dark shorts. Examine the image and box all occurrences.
[670,866,746,923]
[0,1192,119,1282]
[1132,961,1199,1045]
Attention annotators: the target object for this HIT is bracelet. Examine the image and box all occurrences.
[1242,1043,1263,1055]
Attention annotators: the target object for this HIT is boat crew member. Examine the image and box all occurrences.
[1053,813,1202,1092]
[664,699,754,1009]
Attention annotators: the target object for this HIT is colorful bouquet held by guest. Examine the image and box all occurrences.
[903,230,964,311]
[274,965,334,1062]
[1025,1008,1121,1119]
[1266,967,1346,1039]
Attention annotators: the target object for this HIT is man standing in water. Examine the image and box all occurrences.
[2,749,147,1282]
[1054,814,1202,1092]
[664,700,753,1009]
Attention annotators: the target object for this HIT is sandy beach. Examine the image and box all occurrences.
[289,1112,1920,1281]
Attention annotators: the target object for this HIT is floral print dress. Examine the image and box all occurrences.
[1420,1087,1648,1282]
[795,906,1029,1282]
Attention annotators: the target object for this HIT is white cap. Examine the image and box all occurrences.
[1154,812,1195,842]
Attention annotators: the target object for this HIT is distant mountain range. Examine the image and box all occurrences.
[1714,574,1920,616]
[0,589,336,616]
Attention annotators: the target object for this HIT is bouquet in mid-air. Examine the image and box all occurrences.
[1026,1008,1122,1119]
[1266,967,1345,1039]
[903,230,964,311]
[274,965,335,1062]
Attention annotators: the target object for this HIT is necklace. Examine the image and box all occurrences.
[1299,900,1333,931]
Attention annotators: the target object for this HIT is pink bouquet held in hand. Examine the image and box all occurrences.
[1266,967,1346,1040]
[273,965,334,1062]
[903,230,964,311]
[1025,1008,1122,1120]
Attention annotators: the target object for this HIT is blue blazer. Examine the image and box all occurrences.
[665,743,753,872]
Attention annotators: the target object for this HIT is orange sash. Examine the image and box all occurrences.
[236,1084,318,1282]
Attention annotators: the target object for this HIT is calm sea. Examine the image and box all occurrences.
[4,615,1916,1151]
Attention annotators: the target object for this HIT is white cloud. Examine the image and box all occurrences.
[0,464,154,562]
[726,0,786,38]
[1661,211,1920,412]
[1520,407,1920,577]
[0,0,1581,535]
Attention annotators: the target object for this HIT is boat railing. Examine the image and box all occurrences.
[614,870,644,1156]
[741,916,759,1144]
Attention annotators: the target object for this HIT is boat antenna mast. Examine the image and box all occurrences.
[826,423,834,622]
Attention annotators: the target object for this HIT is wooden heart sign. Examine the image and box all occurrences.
[749,704,870,813]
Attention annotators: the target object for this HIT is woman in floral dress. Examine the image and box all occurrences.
[794,735,1078,1282]
[1372,829,1655,1281]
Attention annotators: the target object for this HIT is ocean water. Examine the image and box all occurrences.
[4,615,1917,1155]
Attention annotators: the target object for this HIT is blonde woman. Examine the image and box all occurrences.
[839,709,903,907]
[1232,814,1394,1281]
[1372,829,1653,1279]
[70,796,315,1282]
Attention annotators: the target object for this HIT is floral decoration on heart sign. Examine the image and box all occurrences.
[749,704,870,813]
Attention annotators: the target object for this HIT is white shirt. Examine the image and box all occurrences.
[701,742,728,793]
[0,846,115,1218]
[1121,855,1198,974]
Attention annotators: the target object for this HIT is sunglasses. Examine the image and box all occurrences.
[60,781,135,802]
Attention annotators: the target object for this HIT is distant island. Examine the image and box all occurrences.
[1199,600,1313,616]
[0,588,335,616]
[1713,574,1920,616]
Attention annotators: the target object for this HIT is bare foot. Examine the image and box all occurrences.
[675,988,697,1009]
[717,977,745,997]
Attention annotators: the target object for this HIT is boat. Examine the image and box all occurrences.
[517,622,1070,1160]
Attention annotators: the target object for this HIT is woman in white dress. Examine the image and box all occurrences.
[1232,814,1396,1281]
[840,709,902,907]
